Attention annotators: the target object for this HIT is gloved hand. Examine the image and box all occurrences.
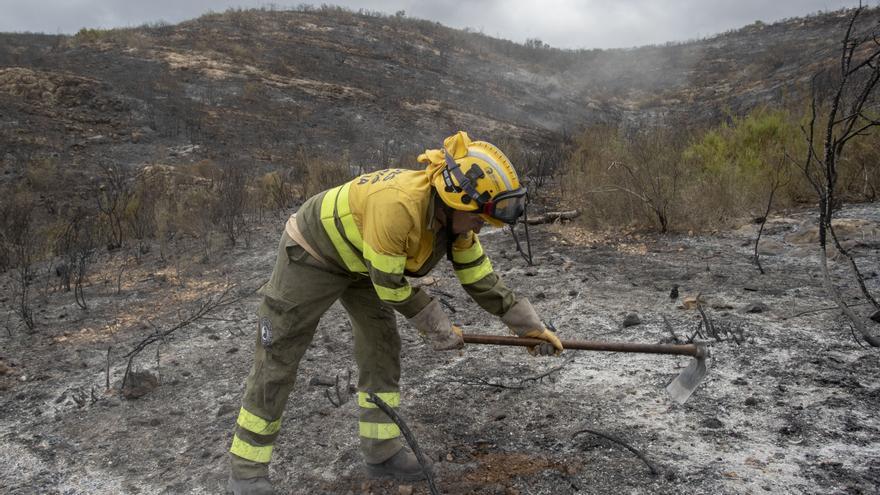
[407,299,464,351]
[501,298,563,357]
[522,327,563,356]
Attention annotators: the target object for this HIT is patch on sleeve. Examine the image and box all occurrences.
[260,317,273,348]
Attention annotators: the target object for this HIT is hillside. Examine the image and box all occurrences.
[1,6,877,174]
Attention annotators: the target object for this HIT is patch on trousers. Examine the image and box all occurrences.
[260,317,273,347]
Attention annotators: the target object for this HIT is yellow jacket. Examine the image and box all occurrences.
[291,167,513,319]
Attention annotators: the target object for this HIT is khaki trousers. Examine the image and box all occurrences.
[230,232,404,479]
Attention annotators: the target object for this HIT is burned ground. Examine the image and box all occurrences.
[1,203,878,494]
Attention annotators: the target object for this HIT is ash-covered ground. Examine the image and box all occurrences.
[1,204,879,495]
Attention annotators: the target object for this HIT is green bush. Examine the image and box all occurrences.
[561,107,840,232]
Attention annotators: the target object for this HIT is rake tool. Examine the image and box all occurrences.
[461,333,710,404]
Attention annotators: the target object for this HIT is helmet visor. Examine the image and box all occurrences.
[483,188,527,224]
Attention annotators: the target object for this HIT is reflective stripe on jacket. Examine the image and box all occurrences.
[292,168,515,318]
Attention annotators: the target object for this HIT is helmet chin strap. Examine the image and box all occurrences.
[509,193,533,266]
[445,206,456,262]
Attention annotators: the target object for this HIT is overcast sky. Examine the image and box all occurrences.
[1,1,875,49]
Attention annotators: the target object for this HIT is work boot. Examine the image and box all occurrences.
[365,447,433,481]
[227,475,274,495]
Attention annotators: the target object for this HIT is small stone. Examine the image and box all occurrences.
[226,347,239,354]
[700,417,724,429]
[568,290,578,297]
[489,408,507,421]
[744,397,760,407]
[870,310,880,324]
[122,370,159,399]
[622,313,641,327]
[216,403,238,417]
[446,453,454,462]
[535,292,546,300]
[398,485,413,495]
[743,302,769,314]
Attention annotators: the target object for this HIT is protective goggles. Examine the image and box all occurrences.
[479,188,528,224]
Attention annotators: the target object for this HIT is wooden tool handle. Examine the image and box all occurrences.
[462,334,705,358]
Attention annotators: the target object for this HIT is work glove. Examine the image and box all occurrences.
[501,298,563,356]
[408,299,464,351]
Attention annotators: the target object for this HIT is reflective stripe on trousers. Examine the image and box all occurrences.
[357,391,402,441]
[229,407,281,464]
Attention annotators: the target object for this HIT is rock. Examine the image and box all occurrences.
[756,238,785,256]
[418,276,437,286]
[669,285,679,300]
[870,310,880,324]
[488,408,507,421]
[122,370,159,399]
[398,485,413,495]
[745,397,761,407]
[743,302,769,314]
[622,313,641,327]
[700,417,724,429]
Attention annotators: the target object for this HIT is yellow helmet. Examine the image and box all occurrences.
[421,131,527,227]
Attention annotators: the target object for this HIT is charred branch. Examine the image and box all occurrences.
[367,393,439,495]
[573,428,660,475]
[662,315,681,344]
[524,210,581,225]
[451,360,570,390]
[121,284,240,390]
[783,302,871,320]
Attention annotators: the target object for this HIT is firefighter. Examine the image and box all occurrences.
[228,131,563,494]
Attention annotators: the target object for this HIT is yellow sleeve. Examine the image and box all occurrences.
[451,232,515,316]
